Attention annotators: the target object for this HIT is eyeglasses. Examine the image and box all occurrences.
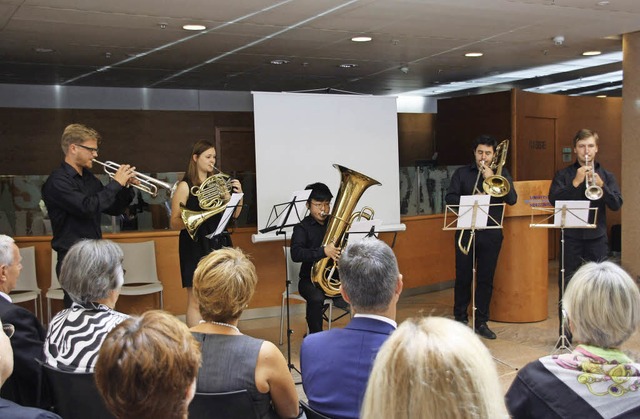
[76,144,99,154]
[2,323,15,339]
[311,202,331,209]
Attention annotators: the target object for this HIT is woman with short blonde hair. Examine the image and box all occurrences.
[361,316,508,419]
[190,248,300,419]
[507,261,640,418]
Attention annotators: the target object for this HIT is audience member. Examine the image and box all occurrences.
[190,247,300,419]
[362,316,509,419]
[506,261,640,418]
[95,310,201,419]
[0,235,49,408]
[45,239,129,372]
[301,238,403,419]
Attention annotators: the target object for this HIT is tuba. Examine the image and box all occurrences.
[457,139,511,255]
[311,164,381,296]
[180,167,234,240]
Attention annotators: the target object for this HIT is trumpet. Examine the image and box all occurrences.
[584,154,603,200]
[92,159,176,198]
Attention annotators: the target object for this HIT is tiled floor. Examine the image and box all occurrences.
[238,261,640,398]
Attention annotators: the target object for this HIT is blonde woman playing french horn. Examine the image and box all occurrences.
[170,140,243,327]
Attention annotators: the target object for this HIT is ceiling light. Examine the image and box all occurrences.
[34,47,55,53]
[582,50,602,56]
[465,52,483,57]
[597,1,610,5]
[339,63,358,68]
[351,36,372,42]
[270,59,289,65]
[597,95,607,98]
[182,24,206,31]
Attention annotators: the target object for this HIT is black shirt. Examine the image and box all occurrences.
[548,161,622,240]
[41,162,135,254]
[290,215,327,280]
[445,163,518,228]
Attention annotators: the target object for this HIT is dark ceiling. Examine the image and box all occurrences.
[1,0,638,98]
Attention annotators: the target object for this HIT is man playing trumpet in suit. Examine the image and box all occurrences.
[446,135,517,340]
[42,123,137,307]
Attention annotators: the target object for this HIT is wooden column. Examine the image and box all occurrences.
[490,181,550,322]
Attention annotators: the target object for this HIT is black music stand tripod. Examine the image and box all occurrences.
[445,199,515,369]
[259,191,310,379]
[530,202,597,354]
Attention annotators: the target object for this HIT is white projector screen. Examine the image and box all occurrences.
[252,92,401,240]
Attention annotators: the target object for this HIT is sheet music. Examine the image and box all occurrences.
[456,195,490,229]
[347,219,382,244]
[206,193,244,238]
[553,200,591,227]
[273,189,311,229]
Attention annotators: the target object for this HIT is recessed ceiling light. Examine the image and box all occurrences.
[351,36,372,42]
[338,63,358,68]
[182,24,206,31]
[582,50,602,56]
[597,1,610,6]
[597,95,607,98]
[465,52,483,57]
[270,59,289,65]
[34,47,55,53]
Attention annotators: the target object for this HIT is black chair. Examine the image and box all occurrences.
[40,362,115,419]
[189,390,260,419]
[301,400,333,419]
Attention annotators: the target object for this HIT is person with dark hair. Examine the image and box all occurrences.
[548,128,622,340]
[42,123,136,307]
[445,134,517,339]
[170,140,243,327]
[301,238,403,419]
[95,310,202,419]
[291,182,345,334]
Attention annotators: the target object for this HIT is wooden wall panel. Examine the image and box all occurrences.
[436,91,512,168]
[397,113,435,166]
[0,108,254,175]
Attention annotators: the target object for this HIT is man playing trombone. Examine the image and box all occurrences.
[42,123,137,307]
[548,128,622,340]
[445,135,517,340]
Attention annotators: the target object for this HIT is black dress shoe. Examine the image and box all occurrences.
[455,317,469,326]
[475,323,496,340]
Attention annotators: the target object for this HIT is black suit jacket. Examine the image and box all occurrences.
[0,298,48,408]
[0,397,60,419]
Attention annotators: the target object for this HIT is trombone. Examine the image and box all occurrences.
[92,159,176,198]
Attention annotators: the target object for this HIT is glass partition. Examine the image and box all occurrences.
[0,171,256,236]
[399,165,462,216]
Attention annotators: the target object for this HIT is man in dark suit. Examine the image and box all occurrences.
[0,235,48,408]
[300,238,403,419]
[0,317,60,418]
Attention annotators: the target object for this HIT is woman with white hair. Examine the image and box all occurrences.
[44,239,128,373]
[361,316,509,419]
[506,261,640,418]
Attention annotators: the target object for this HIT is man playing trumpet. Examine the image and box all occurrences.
[445,135,517,340]
[548,128,622,340]
[42,123,137,307]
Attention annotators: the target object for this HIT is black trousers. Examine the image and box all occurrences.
[557,235,609,333]
[298,276,326,334]
[453,229,503,325]
[55,251,73,308]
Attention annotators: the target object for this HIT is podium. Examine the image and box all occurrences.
[490,180,550,323]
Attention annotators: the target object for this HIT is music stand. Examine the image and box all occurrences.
[259,190,311,380]
[444,198,516,369]
[529,201,597,354]
[205,193,244,239]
